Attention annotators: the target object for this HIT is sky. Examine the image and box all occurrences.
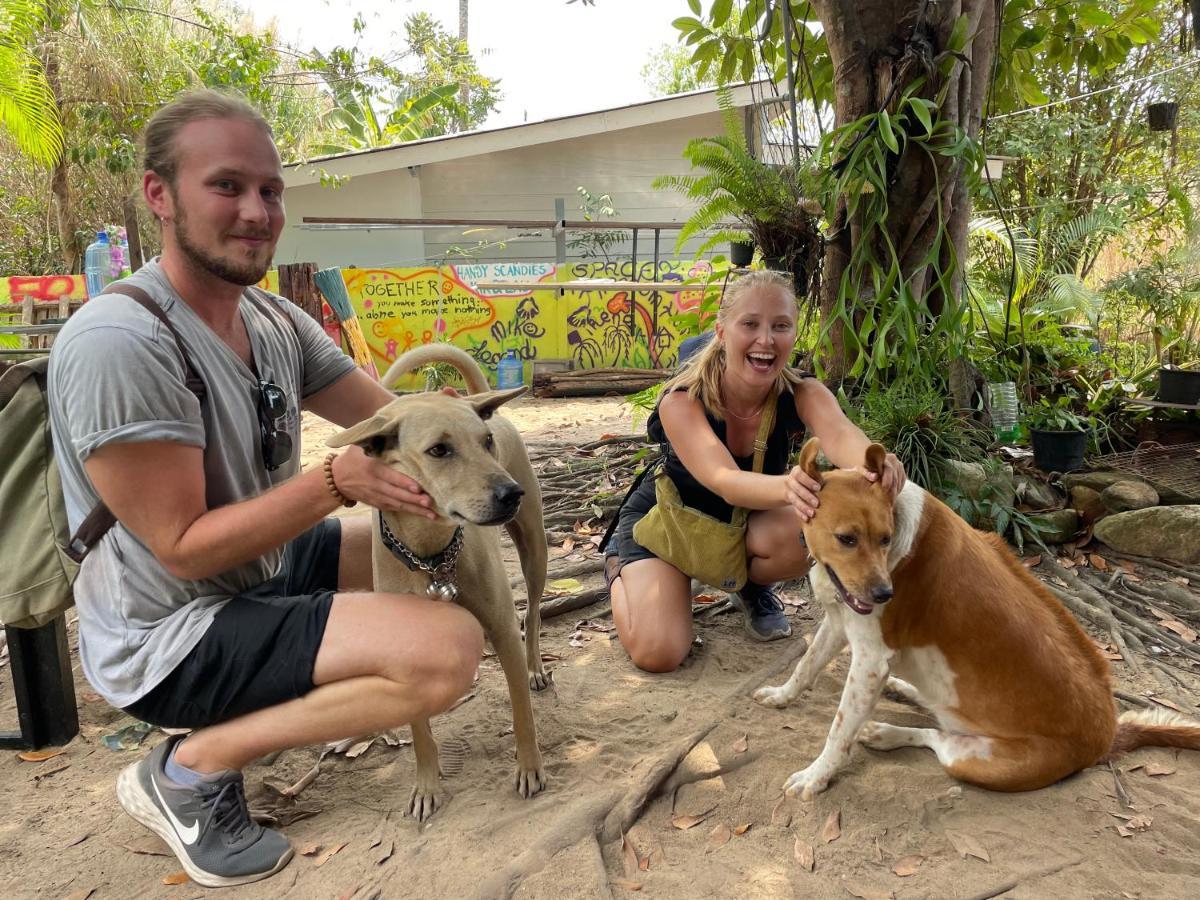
[246,0,687,128]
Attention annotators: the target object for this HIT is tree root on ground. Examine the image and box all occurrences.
[460,640,808,899]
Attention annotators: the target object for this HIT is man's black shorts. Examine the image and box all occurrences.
[123,519,342,729]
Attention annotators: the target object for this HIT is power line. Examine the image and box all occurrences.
[989,57,1200,121]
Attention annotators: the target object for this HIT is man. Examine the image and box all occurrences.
[47,90,484,888]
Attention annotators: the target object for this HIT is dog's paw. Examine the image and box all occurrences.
[515,765,546,799]
[782,763,833,801]
[753,684,795,709]
[529,669,553,691]
[408,784,443,822]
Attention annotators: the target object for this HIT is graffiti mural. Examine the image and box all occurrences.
[4,261,715,386]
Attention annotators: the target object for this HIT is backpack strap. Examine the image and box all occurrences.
[64,284,208,563]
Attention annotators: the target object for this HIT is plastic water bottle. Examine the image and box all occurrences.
[496,350,524,389]
[84,231,113,298]
[987,381,1020,442]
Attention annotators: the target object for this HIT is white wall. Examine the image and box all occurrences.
[273,109,733,270]
[273,167,425,269]
[419,111,726,265]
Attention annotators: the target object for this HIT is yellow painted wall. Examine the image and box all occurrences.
[4,263,712,385]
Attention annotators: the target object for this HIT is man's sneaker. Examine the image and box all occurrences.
[116,734,293,887]
[731,583,793,642]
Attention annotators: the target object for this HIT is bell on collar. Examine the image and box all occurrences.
[427,581,459,602]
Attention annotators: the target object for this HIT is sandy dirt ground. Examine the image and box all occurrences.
[3,396,1200,900]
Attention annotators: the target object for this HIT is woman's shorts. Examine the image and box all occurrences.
[122,519,342,729]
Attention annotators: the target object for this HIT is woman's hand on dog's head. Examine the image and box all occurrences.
[331,446,436,519]
[785,466,822,521]
[858,452,906,499]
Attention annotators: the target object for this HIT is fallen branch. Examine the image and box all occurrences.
[962,855,1084,900]
[538,587,609,622]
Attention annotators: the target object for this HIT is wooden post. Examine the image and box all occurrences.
[122,196,144,272]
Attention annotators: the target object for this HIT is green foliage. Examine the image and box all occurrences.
[0,0,64,166]
[567,187,624,262]
[1022,395,1090,432]
[401,12,501,135]
[840,377,989,493]
[641,40,718,97]
[309,79,461,155]
[677,0,1162,118]
[655,88,823,273]
[816,83,983,382]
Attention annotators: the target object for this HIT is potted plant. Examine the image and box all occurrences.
[730,240,755,268]
[1157,364,1200,406]
[1023,397,1090,473]
[1147,101,1178,132]
[655,89,825,298]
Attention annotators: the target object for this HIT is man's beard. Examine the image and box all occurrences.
[174,204,273,287]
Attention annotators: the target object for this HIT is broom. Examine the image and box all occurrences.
[313,267,378,379]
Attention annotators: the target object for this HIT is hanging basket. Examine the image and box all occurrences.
[1147,101,1178,132]
[730,240,755,268]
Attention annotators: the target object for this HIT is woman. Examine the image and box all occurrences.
[605,270,906,673]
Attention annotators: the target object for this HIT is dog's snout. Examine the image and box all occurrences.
[871,585,894,603]
[494,480,524,510]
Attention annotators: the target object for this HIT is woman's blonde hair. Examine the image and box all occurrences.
[661,269,804,419]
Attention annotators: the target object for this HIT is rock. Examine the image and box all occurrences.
[1101,481,1159,513]
[1070,485,1107,521]
[939,460,1016,508]
[1016,475,1061,511]
[1023,508,1079,545]
[1094,506,1200,563]
[1062,470,1194,505]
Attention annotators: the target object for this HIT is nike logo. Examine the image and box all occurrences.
[153,776,201,845]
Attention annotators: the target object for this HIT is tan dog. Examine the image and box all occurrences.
[755,437,1200,798]
[328,345,549,820]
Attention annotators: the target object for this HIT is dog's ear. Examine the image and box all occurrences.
[327,399,404,454]
[798,437,823,483]
[468,386,528,420]
[864,443,887,480]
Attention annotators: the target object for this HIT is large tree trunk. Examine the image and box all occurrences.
[812,0,1000,380]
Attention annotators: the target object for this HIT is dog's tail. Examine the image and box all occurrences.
[379,343,490,395]
[1105,708,1200,759]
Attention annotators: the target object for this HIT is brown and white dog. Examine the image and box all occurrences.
[329,345,549,820]
[755,438,1200,799]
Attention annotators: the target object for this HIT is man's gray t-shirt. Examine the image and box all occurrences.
[47,259,357,707]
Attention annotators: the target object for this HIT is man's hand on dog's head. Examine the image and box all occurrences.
[331,446,436,519]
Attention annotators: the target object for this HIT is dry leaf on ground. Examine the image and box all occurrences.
[622,832,640,877]
[771,795,792,828]
[1089,554,1109,571]
[821,809,841,843]
[734,823,752,835]
[846,886,894,900]
[794,838,815,871]
[299,843,321,856]
[121,838,171,857]
[1161,620,1198,642]
[63,889,95,900]
[612,878,642,892]
[708,823,732,849]
[732,734,749,754]
[374,838,395,866]
[314,841,348,867]
[1022,555,1042,567]
[161,871,190,885]
[16,749,63,762]
[893,855,924,877]
[1150,696,1183,712]
[344,738,373,759]
[946,830,990,862]
[670,813,709,830]
[1146,761,1178,777]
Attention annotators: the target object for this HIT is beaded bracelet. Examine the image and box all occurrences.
[323,452,357,508]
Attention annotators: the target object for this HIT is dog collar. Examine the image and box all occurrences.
[379,516,464,602]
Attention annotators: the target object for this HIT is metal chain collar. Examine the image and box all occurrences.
[378,515,464,601]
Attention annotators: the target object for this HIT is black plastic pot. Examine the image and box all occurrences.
[1157,367,1200,406]
[1148,101,1178,132]
[1031,428,1088,473]
[765,255,809,296]
[730,240,755,267]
